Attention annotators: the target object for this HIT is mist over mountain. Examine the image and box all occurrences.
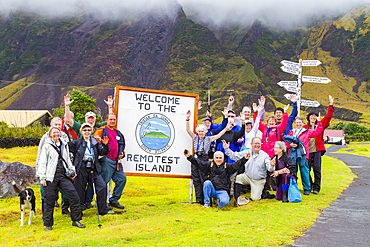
[0,1,369,124]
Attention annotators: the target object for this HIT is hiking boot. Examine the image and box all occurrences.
[214,198,220,208]
[61,200,71,215]
[108,202,125,209]
[72,221,86,228]
[85,203,93,209]
[45,226,52,231]
[203,203,210,208]
[312,190,319,195]
[304,190,310,195]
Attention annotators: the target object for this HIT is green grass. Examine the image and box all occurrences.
[335,142,370,157]
[0,148,355,246]
[0,146,37,166]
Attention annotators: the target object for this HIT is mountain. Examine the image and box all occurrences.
[0,5,369,124]
[143,131,169,138]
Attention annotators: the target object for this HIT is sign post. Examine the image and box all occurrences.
[279,59,329,114]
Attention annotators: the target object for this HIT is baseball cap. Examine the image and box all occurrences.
[85,111,96,118]
[80,123,92,132]
[202,117,211,122]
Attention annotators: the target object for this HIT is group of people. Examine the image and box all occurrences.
[185,94,334,208]
[35,95,126,231]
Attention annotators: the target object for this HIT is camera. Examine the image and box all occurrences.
[84,157,95,171]
[65,169,76,178]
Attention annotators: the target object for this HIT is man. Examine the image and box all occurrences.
[227,95,266,127]
[184,150,250,208]
[94,114,126,209]
[225,137,276,203]
[64,93,114,209]
[275,94,297,136]
[36,117,71,216]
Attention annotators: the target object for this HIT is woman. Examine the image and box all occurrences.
[304,95,334,194]
[185,110,234,204]
[271,141,295,202]
[37,126,84,231]
[68,123,111,215]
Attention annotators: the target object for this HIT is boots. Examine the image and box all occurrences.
[282,184,289,203]
[61,200,71,215]
[234,183,242,206]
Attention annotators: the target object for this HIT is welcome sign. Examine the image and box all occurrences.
[114,86,198,178]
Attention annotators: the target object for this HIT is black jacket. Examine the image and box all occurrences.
[273,152,296,178]
[187,155,248,191]
[68,136,109,175]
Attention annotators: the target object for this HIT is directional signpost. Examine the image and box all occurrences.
[279,59,329,114]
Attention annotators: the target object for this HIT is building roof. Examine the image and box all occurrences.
[0,110,52,128]
[324,129,344,137]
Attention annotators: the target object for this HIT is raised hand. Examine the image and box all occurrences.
[222,107,228,117]
[104,95,114,107]
[64,94,74,107]
[198,101,203,110]
[184,149,190,157]
[316,112,321,122]
[252,103,258,112]
[290,94,297,103]
[206,109,212,118]
[245,152,251,160]
[221,140,230,150]
[228,95,234,106]
[329,95,334,105]
[102,136,109,145]
[258,95,265,108]
[186,110,191,120]
[283,104,290,113]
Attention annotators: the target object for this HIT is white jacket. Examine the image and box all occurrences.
[36,138,75,183]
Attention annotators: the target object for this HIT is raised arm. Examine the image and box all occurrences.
[185,110,194,139]
[211,122,233,142]
[104,95,114,114]
[321,95,335,129]
[64,94,74,127]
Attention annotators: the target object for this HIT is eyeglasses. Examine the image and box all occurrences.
[228,115,235,118]
[82,129,92,132]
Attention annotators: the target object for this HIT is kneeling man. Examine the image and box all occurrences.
[226,137,275,203]
[185,149,250,208]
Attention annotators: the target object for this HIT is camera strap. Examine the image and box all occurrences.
[50,142,69,172]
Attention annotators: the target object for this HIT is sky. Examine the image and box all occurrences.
[0,0,369,28]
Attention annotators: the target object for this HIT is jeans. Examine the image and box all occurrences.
[203,180,230,207]
[101,157,127,204]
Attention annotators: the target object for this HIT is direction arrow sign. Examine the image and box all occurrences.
[281,60,299,69]
[302,76,331,84]
[283,86,299,93]
[301,60,322,66]
[301,100,320,107]
[277,81,297,88]
[281,66,300,75]
[284,93,296,100]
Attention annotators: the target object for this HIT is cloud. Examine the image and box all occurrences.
[0,0,369,28]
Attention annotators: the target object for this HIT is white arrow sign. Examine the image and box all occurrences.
[277,81,298,88]
[301,100,320,107]
[281,60,299,68]
[302,76,331,84]
[284,93,296,100]
[284,86,299,93]
[302,60,322,66]
[281,66,300,75]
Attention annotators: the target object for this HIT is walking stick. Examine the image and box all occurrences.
[90,170,102,228]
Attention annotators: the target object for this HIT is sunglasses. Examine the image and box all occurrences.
[82,129,92,132]
[228,115,235,118]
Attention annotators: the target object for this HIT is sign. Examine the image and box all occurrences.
[301,100,320,107]
[281,66,300,75]
[277,81,297,88]
[302,60,322,66]
[284,93,296,100]
[283,86,298,93]
[302,76,331,84]
[114,86,198,178]
[281,60,299,68]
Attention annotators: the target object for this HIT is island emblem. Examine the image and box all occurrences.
[135,113,175,154]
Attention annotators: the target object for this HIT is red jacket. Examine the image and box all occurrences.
[286,121,323,159]
[303,105,334,152]
[259,113,288,158]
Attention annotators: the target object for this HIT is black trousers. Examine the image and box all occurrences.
[308,151,322,192]
[74,165,109,215]
[43,172,82,227]
[191,163,206,204]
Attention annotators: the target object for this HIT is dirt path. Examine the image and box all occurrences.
[292,145,370,246]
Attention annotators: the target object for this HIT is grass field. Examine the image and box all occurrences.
[335,142,370,157]
[0,147,355,246]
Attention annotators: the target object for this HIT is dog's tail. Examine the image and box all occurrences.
[12,181,22,194]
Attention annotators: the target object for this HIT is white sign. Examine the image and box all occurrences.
[281,60,299,68]
[277,81,297,87]
[302,60,322,66]
[284,93,296,100]
[281,66,300,75]
[301,100,320,107]
[283,86,298,93]
[115,87,197,178]
[302,76,331,84]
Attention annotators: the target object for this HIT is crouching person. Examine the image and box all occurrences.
[37,127,84,231]
[184,149,250,208]
[232,137,276,203]
[68,123,112,215]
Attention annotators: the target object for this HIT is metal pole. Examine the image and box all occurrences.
[207,75,211,110]
[90,171,102,228]
[189,179,193,204]
[297,59,302,116]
